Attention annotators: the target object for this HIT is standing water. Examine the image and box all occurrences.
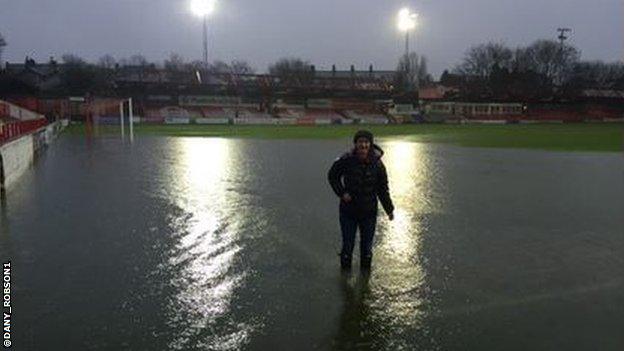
[0,135,622,350]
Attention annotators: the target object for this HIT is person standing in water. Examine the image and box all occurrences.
[327,130,394,272]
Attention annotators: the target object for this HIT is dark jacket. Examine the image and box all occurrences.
[327,144,394,218]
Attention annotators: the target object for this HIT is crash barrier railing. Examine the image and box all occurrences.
[0,119,48,145]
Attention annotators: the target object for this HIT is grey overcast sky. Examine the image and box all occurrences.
[0,0,622,77]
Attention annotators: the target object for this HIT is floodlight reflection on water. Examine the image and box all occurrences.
[163,138,254,350]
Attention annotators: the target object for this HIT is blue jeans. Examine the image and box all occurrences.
[339,210,377,261]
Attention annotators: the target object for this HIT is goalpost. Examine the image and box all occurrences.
[85,97,134,142]
[119,98,134,142]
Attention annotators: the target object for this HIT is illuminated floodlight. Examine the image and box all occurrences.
[397,8,418,32]
[190,0,216,65]
[191,0,216,17]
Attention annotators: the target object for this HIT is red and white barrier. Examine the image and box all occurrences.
[0,119,48,145]
[0,100,44,121]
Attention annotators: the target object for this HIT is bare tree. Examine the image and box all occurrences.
[511,47,533,73]
[395,52,431,91]
[449,39,583,99]
[60,54,97,94]
[417,56,431,85]
[0,32,6,64]
[209,60,232,74]
[126,54,150,83]
[569,61,624,89]
[268,58,313,84]
[455,42,513,78]
[164,53,188,82]
[205,60,254,75]
[187,60,205,71]
[128,54,148,67]
[522,39,580,86]
[164,53,186,71]
[231,60,254,75]
[61,54,86,66]
[97,54,117,69]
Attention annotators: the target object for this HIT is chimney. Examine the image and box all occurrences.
[332,64,336,77]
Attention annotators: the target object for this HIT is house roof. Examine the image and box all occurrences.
[4,62,60,77]
[582,89,624,99]
[314,70,395,80]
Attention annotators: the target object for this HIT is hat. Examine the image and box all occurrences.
[353,130,374,144]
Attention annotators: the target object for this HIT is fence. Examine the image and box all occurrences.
[0,100,45,121]
[0,119,48,145]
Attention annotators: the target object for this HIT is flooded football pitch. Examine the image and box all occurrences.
[1,135,622,350]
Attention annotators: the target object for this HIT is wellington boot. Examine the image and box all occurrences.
[340,255,352,271]
[360,256,372,272]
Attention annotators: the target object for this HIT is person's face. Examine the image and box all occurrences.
[355,137,371,158]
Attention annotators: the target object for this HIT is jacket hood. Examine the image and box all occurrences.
[372,143,384,159]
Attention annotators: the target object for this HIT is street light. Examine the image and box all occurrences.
[191,0,217,66]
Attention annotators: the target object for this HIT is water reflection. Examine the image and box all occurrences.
[164,138,252,350]
[332,273,375,350]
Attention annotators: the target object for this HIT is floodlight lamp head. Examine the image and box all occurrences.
[397,8,417,32]
[191,0,216,17]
